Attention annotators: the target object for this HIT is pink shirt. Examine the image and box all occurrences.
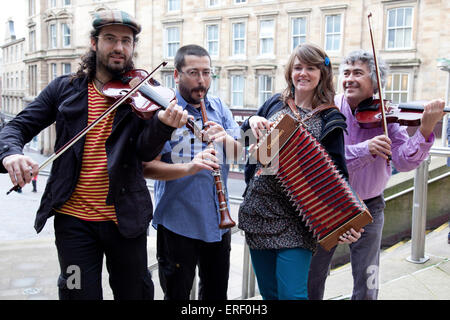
[335,94,434,200]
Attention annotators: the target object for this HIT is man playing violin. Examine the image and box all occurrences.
[0,10,188,300]
[308,49,445,300]
[143,44,241,300]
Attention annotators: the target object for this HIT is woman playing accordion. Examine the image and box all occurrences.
[238,43,364,300]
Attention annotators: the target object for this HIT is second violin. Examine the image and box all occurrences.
[355,98,450,129]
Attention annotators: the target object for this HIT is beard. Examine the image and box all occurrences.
[97,50,134,78]
[178,83,209,105]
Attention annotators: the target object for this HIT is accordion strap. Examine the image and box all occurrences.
[287,98,338,123]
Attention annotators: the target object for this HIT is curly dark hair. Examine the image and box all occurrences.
[72,28,138,82]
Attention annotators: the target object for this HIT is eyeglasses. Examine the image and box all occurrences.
[180,69,214,80]
[96,35,134,48]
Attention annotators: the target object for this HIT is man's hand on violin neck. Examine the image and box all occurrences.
[158,100,189,128]
[2,154,39,187]
[419,99,446,141]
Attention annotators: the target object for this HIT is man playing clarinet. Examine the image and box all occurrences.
[143,44,241,300]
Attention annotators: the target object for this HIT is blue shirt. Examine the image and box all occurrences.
[152,92,241,242]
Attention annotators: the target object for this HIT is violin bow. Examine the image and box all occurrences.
[368,13,391,164]
[7,62,167,195]
[367,13,388,137]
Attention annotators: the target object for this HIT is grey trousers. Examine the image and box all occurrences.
[307,195,385,300]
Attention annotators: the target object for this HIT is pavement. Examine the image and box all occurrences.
[0,150,449,300]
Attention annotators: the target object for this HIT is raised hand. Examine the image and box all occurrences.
[2,154,39,188]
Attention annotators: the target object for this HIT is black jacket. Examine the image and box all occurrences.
[0,75,175,238]
[241,93,349,187]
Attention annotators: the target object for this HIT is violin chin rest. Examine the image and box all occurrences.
[356,97,379,112]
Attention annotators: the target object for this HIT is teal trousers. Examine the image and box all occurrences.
[250,247,312,300]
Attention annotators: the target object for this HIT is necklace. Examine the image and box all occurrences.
[94,78,105,90]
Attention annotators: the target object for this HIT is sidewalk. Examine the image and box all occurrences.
[323,222,450,300]
[0,222,448,300]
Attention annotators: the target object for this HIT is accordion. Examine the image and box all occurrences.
[251,113,373,251]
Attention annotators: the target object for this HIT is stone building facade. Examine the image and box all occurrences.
[134,0,449,109]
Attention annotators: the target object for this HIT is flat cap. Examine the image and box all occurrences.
[92,10,141,35]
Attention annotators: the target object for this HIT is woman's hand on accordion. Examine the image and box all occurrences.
[249,116,272,139]
[338,228,364,244]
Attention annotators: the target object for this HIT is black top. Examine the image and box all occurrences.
[0,74,175,238]
[238,94,348,251]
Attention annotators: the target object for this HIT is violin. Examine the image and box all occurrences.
[355,98,450,129]
[6,62,200,194]
[102,69,176,120]
[360,14,449,132]
[102,68,203,139]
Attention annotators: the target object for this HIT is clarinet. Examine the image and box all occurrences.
[199,97,236,229]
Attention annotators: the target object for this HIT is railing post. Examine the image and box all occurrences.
[407,157,431,264]
[241,241,257,299]
[248,260,256,298]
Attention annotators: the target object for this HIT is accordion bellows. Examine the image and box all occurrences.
[251,113,373,251]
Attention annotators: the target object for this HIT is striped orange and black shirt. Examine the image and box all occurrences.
[56,82,117,222]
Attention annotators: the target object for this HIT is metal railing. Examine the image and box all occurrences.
[407,146,450,264]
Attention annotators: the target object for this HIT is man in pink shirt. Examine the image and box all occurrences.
[307,50,445,300]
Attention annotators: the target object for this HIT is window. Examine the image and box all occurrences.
[385,73,409,104]
[209,76,219,97]
[258,75,273,106]
[164,73,176,90]
[231,75,244,107]
[207,0,219,7]
[259,20,274,56]
[292,17,306,50]
[51,63,57,80]
[324,14,341,52]
[234,0,246,3]
[29,0,35,16]
[63,63,71,75]
[206,24,219,57]
[62,23,71,47]
[232,22,245,57]
[29,65,38,96]
[63,0,71,6]
[49,24,57,48]
[386,7,413,49]
[29,30,36,51]
[167,0,180,12]
[49,0,56,8]
[165,27,180,58]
